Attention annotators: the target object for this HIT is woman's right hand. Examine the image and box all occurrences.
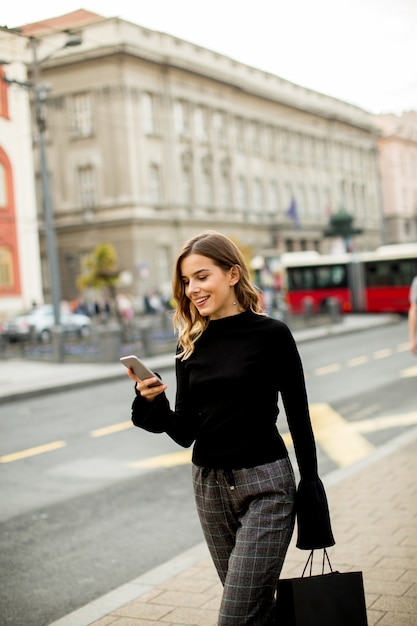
[126,368,167,402]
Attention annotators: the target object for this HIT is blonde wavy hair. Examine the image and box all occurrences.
[172,231,263,359]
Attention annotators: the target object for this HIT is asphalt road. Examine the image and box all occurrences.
[0,319,416,626]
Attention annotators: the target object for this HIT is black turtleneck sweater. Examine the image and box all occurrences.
[130,310,335,549]
[131,310,318,476]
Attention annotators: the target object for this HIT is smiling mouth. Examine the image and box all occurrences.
[194,296,209,307]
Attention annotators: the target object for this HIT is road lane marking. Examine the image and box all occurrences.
[309,404,374,467]
[347,355,369,367]
[400,365,417,378]
[373,348,393,359]
[352,412,417,433]
[397,343,410,352]
[314,364,341,376]
[349,403,381,420]
[0,440,66,464]
[90,421,133,437]
[338,402,360,414]
[129,450,192,468]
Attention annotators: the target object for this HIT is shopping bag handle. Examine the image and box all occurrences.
[302,548,334,577]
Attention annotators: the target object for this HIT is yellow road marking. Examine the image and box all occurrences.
[352,412,417,433]
[309,404,374,467]
[130,449,193,469]
[373,348,392,359]
[400,365,417,378]
[347,355,369,367]
[0,440,66,464]
[349,403,381,420]
[314,364,341,376]
[90,421,133,437]
[397,343,410,352]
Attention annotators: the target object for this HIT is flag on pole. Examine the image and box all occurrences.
[286,197,300,230]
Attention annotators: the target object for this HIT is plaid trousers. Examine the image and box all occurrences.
[192,458,296,626]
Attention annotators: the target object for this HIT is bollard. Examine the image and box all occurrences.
[302,296,314,325]
[97,322,122,362]
[141,319,154,357]
[327,297,341,324]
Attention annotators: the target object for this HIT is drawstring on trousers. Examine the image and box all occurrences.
[202,467,236,490]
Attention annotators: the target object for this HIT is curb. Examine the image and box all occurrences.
[48,543,210,626]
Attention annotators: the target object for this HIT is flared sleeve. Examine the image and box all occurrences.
[277,324,335,549]
[295,477,335,549]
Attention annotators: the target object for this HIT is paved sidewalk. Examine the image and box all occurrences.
[48,427,417,626]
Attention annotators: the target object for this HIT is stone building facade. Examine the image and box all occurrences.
[376,111,417,244]
[24,10,382,308]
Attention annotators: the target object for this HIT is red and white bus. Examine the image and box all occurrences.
[272,243,417,315]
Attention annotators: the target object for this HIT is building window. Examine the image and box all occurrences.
[285,239,294,252]
[253,178,263,212]
[298,185,307,217]
[282,129,290,160]
[269,181,279,214]
[157,246,171,287]
[219,171,231,208]
[70,92,93,138]
[311,185,319,217]
[0,67,9,119]
[142,92,156,134]
[149,163,162,204]
[174,100,190,137]
[201,167,213,206]
[237,176,248,210]
[213,110,227,146]
[181,164,193,205]
[267,126,276,159]
[78,165,96,209]
[235,117,245,151]
[284,182,293,210]
[0,162,7,208]
[194,106,209,142]
[0,247,13,288]
[250,121,261,153]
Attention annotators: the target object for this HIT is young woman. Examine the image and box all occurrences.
[127,231,334,626]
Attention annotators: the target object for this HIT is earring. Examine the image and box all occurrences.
[232,301,237,306]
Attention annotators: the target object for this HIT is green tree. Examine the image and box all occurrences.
[77,243,120,318]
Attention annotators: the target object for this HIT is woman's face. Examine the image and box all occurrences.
[180,253,239,319]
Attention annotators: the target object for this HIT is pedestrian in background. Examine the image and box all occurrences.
[409,275,417,355]
[126,231,334,625]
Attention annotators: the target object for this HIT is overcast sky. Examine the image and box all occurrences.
[2,0,416,115]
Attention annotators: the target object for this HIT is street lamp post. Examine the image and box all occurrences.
[29,36,63,357]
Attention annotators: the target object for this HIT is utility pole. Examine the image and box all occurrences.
[29,36,63,346]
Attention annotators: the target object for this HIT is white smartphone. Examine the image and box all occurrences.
[120,355,163,387]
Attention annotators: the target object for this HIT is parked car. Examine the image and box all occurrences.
[0,305,92,343]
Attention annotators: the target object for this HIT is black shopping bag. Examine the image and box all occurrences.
[276,550,368,626]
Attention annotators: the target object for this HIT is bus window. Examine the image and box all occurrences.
[316,265,347,289]
[366,260,414,287]
[288,267,315,290]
